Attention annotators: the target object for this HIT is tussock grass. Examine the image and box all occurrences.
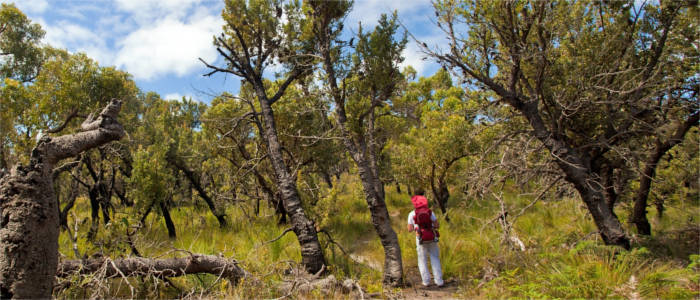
[56,174,700,298]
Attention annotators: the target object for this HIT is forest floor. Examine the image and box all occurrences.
[55,178,700,299]
[398,270,460,299]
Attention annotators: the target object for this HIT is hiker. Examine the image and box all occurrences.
[407,188,444,287]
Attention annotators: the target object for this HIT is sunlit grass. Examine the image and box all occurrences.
[57,174,700,299]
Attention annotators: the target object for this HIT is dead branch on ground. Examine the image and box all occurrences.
[57,254,249,284]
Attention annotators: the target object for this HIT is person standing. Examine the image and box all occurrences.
[407,188,444,287]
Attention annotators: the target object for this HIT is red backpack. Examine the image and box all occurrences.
[411,195,439,244]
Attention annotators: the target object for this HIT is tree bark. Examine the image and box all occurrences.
[355,158,404,286]
[274,191,287,224]
[520,102,630,249]
[321,170,333,188]
[57,254,248,283]
[139,200,155,225]
[87,185,100,240]
[601,165,618,215]
[317,22,404,285]
[159,200,177,239]
[0,99,125,299]
[59,178,79,229]
[113,184,132,206]
[84,156,113,239]
[166,152,227,228]
[257,95,326,274]
[631,113,698,235]
[430,164,450,221]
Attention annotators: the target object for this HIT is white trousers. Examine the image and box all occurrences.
[416,241,443,286]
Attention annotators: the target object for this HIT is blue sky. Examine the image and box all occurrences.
[6,0,443,103]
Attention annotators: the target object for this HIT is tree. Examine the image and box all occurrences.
[0,3,43,170]
[203,92,288,223]
[128,94,219,238]
[631,111,698,234]
[425,0,698,248]
[130,144,177,238]
[391,68,491,220]
[647,127,699,219]
[27,49,139,238]
[312,0,407,285]
[166,147,228,228]
[0,3,44,82]
[0,99,125,298]
[201,0,325,273]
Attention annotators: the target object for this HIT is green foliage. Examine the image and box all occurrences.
[219,0,315,77]
[390,68,488,189]
[0,3,44,168]
[129,145,172,211]
[1,48,139,167]
[343,12,407,137]
[0,2,695,299]
[650,127,700,210]
[0,3,44,82]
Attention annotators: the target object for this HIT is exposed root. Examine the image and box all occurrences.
[276,265,367,298]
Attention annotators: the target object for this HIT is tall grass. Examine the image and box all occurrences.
[56,174,700,298]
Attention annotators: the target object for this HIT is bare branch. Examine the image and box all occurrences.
[47,109,85,134]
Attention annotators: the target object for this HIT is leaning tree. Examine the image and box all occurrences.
[311,0,408,285]
[425,0,698,247]
[201,0,326,273]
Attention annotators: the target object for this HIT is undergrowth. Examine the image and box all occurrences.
[56,174,700,299]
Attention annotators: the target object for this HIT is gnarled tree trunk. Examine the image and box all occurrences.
[631,112,698,235]
[521,102,629,248]
[0,99,125,299]
[317,21,404,285]
[355,157,404,286]
[257,95,326,274]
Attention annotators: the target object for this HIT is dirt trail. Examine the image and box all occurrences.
[350,210,461,299]
[397,280,460,300]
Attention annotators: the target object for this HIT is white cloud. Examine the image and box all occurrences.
[114,14,222,80]
[115,0,204,24]
[400,42,428,74]
[41,21,97,49]
[164,93,183,100]
[39,20,114,65]
[115,0,202,12]
[5,0,48,14]
[53,2,103,20]
[164,93,200,102]
[25,0,224,82]
[400,29,446,76]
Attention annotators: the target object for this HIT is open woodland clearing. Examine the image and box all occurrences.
[0,0,698,298]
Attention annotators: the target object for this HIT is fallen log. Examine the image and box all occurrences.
[58,254,249,283]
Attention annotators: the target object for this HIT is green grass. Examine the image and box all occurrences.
[56,174,700,299]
